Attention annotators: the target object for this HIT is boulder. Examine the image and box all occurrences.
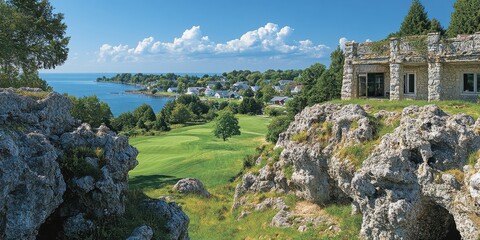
[127,225,153,240]
[172,178,210,197]
[145,199,190,240]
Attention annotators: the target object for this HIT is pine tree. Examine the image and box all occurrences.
[399,0,431,36]
[447,0,480,37]
[429,18,444,34]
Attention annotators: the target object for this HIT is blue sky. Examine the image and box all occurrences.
[44,0,456,73]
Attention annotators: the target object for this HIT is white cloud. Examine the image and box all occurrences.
[339,37,348,51]
[97,23,329,63]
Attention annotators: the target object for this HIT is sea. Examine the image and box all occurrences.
[40,73,173,116]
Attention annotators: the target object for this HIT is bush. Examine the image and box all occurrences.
[291,131,308,143]
[59,147,102,180]
[266,115,292,143]
[243,154,258,169]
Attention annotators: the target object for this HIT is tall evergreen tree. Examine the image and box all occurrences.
[399,0,431,36]
[447,0,480,37]
[429,18,445,35]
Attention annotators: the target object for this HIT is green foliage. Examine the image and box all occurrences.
[213,110,241,141]
[0,73,52,91]
[0,0,69,84]
[243,154,258,169]
[369,40,390,55]
[13,88,50,99]
[70,95,113,128]
[243,88,254,97]
[92,189,168,239]
[468,150,480,166]
[238,97,263,115]
[284,164,294,180]
[324,204,362,239]
[399,0,431,36]
[291,131,309,143]
[404,36,428,56]
[59,147,102,180]
[271,147,283,162]
[261,85,276,103]
[264,106,284,117]
[266,115,292,143]
[227,101,239,114]
[429,18,445,34]
[447,0,480,37]
[169,104,193,124]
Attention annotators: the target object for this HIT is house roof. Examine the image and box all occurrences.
[270,96,288,102]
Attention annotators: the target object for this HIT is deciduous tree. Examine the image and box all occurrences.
[213,110,241,141]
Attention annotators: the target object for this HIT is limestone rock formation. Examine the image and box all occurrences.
[0,88,190,240]
[145,199,190,240]
[127,225,154,240]
[236,103,480,239]
[173,178,210,197]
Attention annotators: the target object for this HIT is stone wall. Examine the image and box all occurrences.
[342,32,480,101]
[442,63,480,101]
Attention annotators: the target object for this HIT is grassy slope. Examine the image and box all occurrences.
[129,115,270,189]
[129,115,360,240]
[330,99,480,118]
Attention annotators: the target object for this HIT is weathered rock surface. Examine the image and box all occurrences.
[352,105,480,240]
[236,103,480,239]
[0,88,189,240]
[145,199,190,240]
[127,225,154,240]
[173,178,210,197]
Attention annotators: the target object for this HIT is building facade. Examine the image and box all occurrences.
[341,32,480,101]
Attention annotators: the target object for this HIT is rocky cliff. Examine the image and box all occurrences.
[235,103,480,240]
[0,88,189,239]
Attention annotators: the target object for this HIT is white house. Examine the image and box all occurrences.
[167,87,178,93]
[251,85,260,92]
[291,85,303,94]
[186,87,205,95]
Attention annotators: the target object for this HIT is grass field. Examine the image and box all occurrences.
[129,115,270,189]
[128,115,361,239]
[330,99,480,118]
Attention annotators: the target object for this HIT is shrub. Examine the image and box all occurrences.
[243,154,258,169]
[271,147,283,162]
[468,150,480,166]
[291,131,308,143]
[59,147,102,180]
[284,164,294,180]
[266,115,292,143]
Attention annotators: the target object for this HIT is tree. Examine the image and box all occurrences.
[266,115,292,143]
[243,88,255,97]
[238,97,263,115]
[0,0,69,86]
[214,82,223,90]
[262,85,276,103]
[213,110,241,141]
[70,95,113,128]
[399,0,431,36]
[111,112,135,132]
[429,18,444,34]
[447,0,480,37]
[169,104,192,124]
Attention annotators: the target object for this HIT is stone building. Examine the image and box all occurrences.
[341,32,480,101]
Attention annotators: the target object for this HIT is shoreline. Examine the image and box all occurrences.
[125,90,176,98]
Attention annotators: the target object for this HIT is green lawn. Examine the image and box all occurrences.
[330,99,480,119]
[129,115,271,189]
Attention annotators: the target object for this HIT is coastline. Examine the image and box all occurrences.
[125,90,176,98]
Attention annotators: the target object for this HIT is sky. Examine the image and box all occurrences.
[43,0,457,73]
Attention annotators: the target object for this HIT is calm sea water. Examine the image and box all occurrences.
[40,73,172,116]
